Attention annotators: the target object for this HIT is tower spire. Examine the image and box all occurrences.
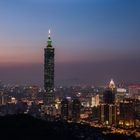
[48,29,51,38]
[47,29,52,47]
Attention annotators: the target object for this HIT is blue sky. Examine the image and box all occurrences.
[0,0,140,85]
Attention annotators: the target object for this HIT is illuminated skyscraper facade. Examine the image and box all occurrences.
[100,79,117,126]
[44,30,55,105]
[72,98,81,122]
[61,98,69,121]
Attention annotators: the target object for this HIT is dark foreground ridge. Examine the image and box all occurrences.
[0,114,138,140]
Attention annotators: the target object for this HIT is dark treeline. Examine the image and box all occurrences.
[0,115,138,140]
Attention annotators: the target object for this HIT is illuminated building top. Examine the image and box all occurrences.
[47,29,52,47]
[109,79,116,90]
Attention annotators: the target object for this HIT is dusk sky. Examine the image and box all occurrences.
[0,0,140,86]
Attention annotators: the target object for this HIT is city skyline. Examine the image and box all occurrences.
[0,0,140,86]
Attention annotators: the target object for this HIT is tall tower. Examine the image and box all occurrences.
[44,29,55,105]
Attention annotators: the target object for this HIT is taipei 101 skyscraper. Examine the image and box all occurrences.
[44,30,55,105]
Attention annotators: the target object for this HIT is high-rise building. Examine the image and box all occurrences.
[116,88,126,102]
[128,85,140,99]
[91,94,100,107]
[99,79,117,126]
[72,98,81,122]
[0,92,9,105]
[119,99,135,128]
[61,98,69,121]
[103,89,115,104]
[92,106,100,121]
[100,104,117,126]
[135,99,140,127]
[44,30,55,105]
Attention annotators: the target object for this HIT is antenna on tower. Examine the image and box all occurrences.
[47,29,52,47]
[48,29,51,38]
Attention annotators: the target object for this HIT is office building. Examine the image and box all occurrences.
[119,99,135,128]
[72,98,81,122]
[103,89,115,104]
[61,98,69,121]
[99,79,117,126]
